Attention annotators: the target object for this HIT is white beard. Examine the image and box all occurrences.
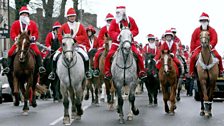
[19,16,30,25]
[68,21,77,30]
[148,42,155,49]
[116,13,123,23]
[201,22,209,30]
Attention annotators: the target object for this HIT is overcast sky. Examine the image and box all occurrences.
[10,0,224,55]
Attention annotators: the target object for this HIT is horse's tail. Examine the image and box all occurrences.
[36,84,48,94]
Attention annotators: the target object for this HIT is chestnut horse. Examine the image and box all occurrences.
[196,30,218,118]
[13,31,38,115]
[159,50,178,115]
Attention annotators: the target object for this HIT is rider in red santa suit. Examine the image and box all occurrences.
[104,6,146,80]
[154,30,182,76]
[92,13,114,77]
[189,12,223,77]
[2,6,46,75]
[48,8,91,80]
[171,27,183,51]
[143,34,157,55]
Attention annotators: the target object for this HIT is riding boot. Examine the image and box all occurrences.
[2,56,13,75]
[48,60,57,80]
[93,68,100,77]
[36,55,46,74]
[178,64,182,77]
[183,62,188,74]
[84,60,92,79]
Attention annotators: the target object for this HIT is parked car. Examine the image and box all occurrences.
[0,82,13,102]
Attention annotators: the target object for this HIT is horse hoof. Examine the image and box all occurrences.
[75,115,81,120]
[119,118,125,124]
[22,111,29,116]
[209,113,212,117]
[63,116,70,125]
[71,113,76,119]
[77,109,83,116]
[100,98,105,102]
[176,97,180,101]
[169,112,175,116]
[84,95,89,100]
[132,108,139,115]
[204,114,210,119]
[14,101,20,106]
[200,111,205,116]
[127,115,133,121]
[32,102,37,108]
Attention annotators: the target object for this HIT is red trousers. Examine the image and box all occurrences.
[8,43,41,56]
[93,47,104,69]
[189,49,223,74]
[104,43,145,75]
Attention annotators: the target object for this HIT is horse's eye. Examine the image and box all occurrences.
[62,43,65,46]
[72,43,75,46]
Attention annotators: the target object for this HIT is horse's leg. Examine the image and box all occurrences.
[161,84,169,113]
[176,78,181,102]
[207,81,216,117]
[23,77,32,114]
[84,80,90,101]
[13,76,21,106]
[127,82,139,121]
[153,84,158,105]
[200,80,209,117]
[60,84,70,124]
[75,85,84,120]
[144,78,153,105]
[116,85,124,124]
[105,79,112,104]
[169,81,177,116]
[94,79,99,104]
[69,88,76,119]
[31,74,37,107]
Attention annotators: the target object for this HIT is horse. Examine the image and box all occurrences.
[13,31,38,115]
[159,50,178,116]
[84,48,100,104]
[56,33,85,125]
[196,30,218,118]
[111,27,139,124]
[144,53,159,105]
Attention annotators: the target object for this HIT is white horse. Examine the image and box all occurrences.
[111,27,139,124]
[57,33,85,125]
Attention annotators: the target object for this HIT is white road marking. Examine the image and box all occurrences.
[49,105,90,125]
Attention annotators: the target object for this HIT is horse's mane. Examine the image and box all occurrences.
[17,32,30,46]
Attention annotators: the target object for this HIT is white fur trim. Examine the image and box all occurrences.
[19,10,29,15]
[67,14,76,17]
[105,17,114,21]
[116,8,126,13]
[52,25,61,29]
[199,16,209,21]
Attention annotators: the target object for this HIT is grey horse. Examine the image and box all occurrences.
[111,27,139,124]
[56,33,85,125]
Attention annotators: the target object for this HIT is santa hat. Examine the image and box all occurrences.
[164,30,174,37]
[116,6,126,13]
[86,25,96,34]
[171,28,177,33]
[147,34,155,39]
[19,6,29,15]
[105,13,114,21]
[155,37,159,41]
[67,8,76,17]
[52,21,61,29]
[199,12,209,21]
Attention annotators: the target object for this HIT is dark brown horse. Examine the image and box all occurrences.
[159,50,178,115]
[13,31,38,115]
[196,31,218,118]
[98,34,115,109]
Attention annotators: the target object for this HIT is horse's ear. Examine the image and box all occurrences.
[27,30,31,36]
[128,23,131,29]
[105,33,108,38]
[70,29,74,36]
[120,23,123,30]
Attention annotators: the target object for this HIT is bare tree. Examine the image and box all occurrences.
[58,0,66,23]
[15,0,30,19]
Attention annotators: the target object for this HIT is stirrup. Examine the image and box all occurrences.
[86,71,92,79]
[39,67,46,73]
[48,72,55,80]
[93,69,100,77]
[2,67,10,75]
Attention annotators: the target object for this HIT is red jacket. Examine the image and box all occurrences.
[109,16,139,43]
[58,22,90,51]
[154,41,177,61]
[10,20,38,42]
[173,36,182,50]
[97,25,109,48]
[143,43,156,55]
[88,36,100,51]
[45,32,55,47]
[190,26,217,53]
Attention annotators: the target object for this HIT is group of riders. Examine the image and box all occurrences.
[1,5,224,85]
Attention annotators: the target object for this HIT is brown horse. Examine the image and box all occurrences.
[98,34,115,109]
[159,50,178,115]
[13,31,38,115]
[196,30,218,118]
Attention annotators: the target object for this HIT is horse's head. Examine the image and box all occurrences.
[200,30,210,48]
[160,50,173,74]
[17,31,31,62]
[104,33,112,50]
[62,31,76,63]
[119,27,133,54]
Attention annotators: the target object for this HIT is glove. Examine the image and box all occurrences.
[170,53,174,58]
[30,36,35,43]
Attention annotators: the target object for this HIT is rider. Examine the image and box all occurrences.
[104,6,146,80]
[189,12,223,77]
[143,34,157,55]
[45,21,61,54]
[86,25,100,70]
[2,6,46,75]
[154,30,182,76]
[48,7,91,80]
[93,13,114,77]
